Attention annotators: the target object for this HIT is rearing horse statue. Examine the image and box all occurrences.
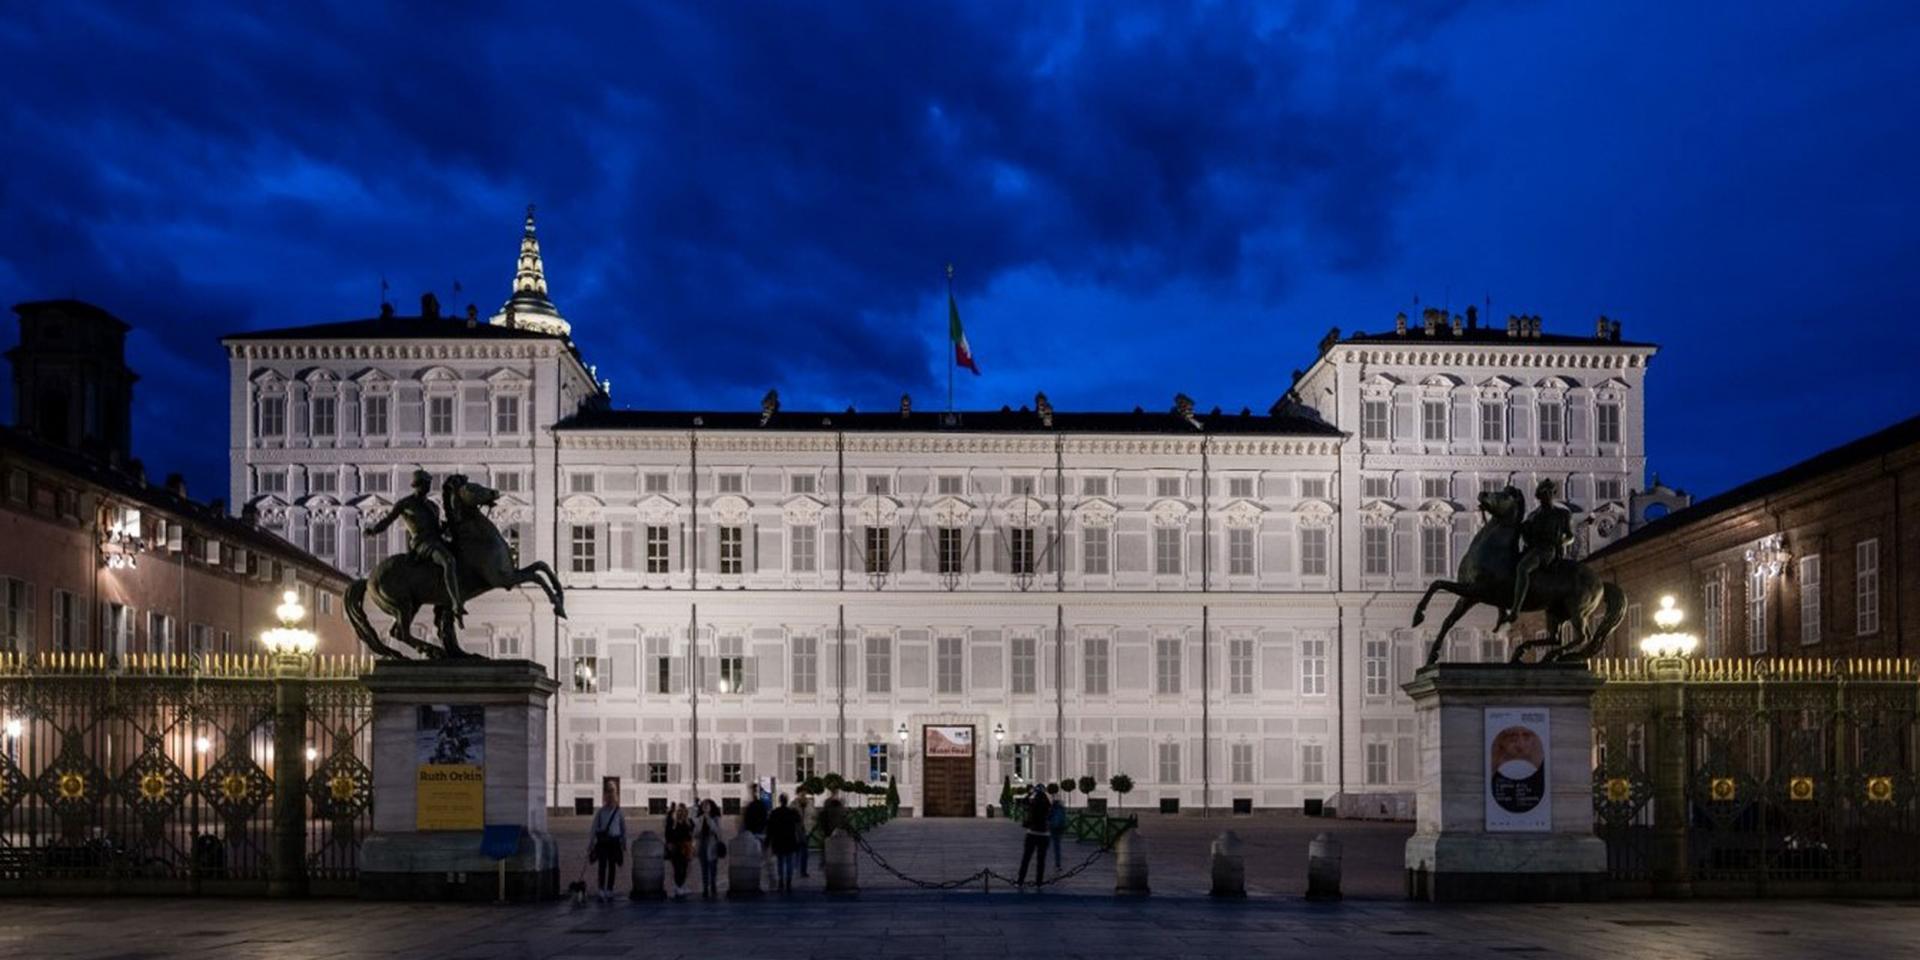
[1412,485,1625,666]
[345,473,566,658]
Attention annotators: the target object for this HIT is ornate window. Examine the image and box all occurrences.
[1800,555,1822,646]
[1300,526,1329,576]
[1228,637,1254,696]
[1082,636,1110,695]
[864,635,892,693]
[938,527,965,575]
[570,525,597,574]
[1856,539,1880,635]
[936,636,964,694]
[1361,400,1390,440]
[1009,526,1036,576]
[1154,637,1181,694]
[361,394,389,438]
[1227,528,1255,576]
[1364,637,1390,697]
[1010,636,1037,695]
[1363,525,1391,576]
[1154,528,1182,575]
[788,524,815,574]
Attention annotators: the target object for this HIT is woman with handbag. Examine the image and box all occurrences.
[695,799,726,899]
[587,781,627,901]
[663,803,694,900]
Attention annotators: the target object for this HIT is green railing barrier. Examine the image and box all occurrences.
[1004,802,1137,846]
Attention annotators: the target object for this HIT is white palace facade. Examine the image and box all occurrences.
[224,212,1659,816]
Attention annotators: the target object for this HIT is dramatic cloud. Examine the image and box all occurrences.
[1,1,1916,499]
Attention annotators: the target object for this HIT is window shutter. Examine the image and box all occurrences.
[921,529,936,573]
[778,743,796,782]
[1035,744,1052,783]
[615,524,635,571]
[24,584,36,647]
[742,652,758,694]
[704,763,720,784]
[668,762,682,784]
[1395,736,1416,782]
[669,653,686,694]
[75,597,88,648]
[611,645,635,695]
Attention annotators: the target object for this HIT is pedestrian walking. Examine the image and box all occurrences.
[1015,783,1052,888]
[587,780,627,901]
[793,790,814,877]
[1047,782,1068,870]
[766,793,803,891]
[696,799,726,900]
[663,804,694,900]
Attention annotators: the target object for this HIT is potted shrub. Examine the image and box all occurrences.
[1078,775,1097,797]
[1059,777,1077,808]
[1109,773,1135,809]
[998,776,1014,819]
[802,775,826,797]
[885,775,900,816]
[823,772,846,793]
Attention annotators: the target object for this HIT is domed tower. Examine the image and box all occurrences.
[488,204,572,338]
[8,299,138,464]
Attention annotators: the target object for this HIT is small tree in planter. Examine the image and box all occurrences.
[823,772,846,793]
[998,776,1015,819]
[1059,778,1077,808]
[802,775,826,797]
[1109,773,1135,809]
[885,775,900,815]
[1078,775,1097,797]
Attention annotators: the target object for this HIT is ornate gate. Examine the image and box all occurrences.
[0,652,372,896]
[1592,658,1920,896]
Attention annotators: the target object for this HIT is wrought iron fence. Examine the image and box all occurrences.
[0,652,373,896]
[1591,657,1920,896]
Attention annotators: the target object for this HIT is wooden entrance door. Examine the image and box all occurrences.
[921,724,976,817]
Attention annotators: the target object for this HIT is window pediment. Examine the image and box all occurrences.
[637,494,681,524]
[999,495,1052,525]
[1075,497,1119,528]
[782,495,825,525]
[1293,498,1336,527]
[250,368,288,387]
[1148,498,1191,528]
[417,366,461,383]
[854,495,900,528]
[1360,373,1402,399]
[709,494,753,526]
[928,496,974,527]
[350,367,392,385]
[1221,499,1266,529]
[1360,499,1398,527]
[484,367,531,385]
[559,493,603,523]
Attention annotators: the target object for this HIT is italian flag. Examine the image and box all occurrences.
[949,288,980,375]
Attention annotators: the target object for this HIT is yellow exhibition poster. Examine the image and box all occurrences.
[416,704,485,831]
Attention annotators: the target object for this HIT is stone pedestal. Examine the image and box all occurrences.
[630,832,665,900]
[727,830,764,898]
[1208,831,1245,898]
[1114,830,1150,895]
[358,660,560,901]
[1402,663,1607,902]
[823,832,858,895]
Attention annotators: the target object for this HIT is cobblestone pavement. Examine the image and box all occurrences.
[7,885,1920,959]
[554,810,1415,898]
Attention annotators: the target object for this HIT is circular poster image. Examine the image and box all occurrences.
[1488,724,1546,814]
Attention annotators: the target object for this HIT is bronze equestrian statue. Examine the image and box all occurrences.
[346,471,566,658]
[1411,484,1624,666]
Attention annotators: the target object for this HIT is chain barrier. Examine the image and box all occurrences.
[850,824,1124,892]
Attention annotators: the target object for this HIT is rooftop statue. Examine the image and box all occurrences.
[1411,482,1624,666]
[347,471,566,658]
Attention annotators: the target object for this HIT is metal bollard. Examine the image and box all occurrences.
[824,832,859,895]
[1209,830,1246,898]
[727,829,764,898]
[630,831,665,900]
[1306,831,1343,901]
[1114,830,1150,896]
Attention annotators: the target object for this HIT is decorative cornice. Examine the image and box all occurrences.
[1328,344,1654,370]
[557,431,1339,458]
[228,341,563,362]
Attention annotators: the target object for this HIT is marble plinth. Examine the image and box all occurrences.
[358,659,561,901]
[1402,663,1608,902]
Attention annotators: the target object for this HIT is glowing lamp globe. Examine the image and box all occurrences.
[261,590,318,658]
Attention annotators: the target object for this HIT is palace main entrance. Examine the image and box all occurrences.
[921,724,977,817]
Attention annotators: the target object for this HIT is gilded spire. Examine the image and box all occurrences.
[489,203,570,337]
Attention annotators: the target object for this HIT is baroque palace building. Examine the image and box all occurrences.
[224,210,1661,816]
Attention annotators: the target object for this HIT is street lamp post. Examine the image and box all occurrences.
[1638,594,1697,896]
[261,589,316,898]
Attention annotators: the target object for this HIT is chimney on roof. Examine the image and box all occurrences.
[466,304,479,327]
[380,301,395,319]
[1611,318,1622,342]
[1394,312,1408,335]
[1465,305,1479,329]
[209,497,225,516]
[421,292,440,319]
[1595,314,1610,339]
[1450,313,1463,336]
[900,394,912,418]
[1531,315,1544,338]
[240,502,259,526]
[1422,308,1439,336]
[1035,392,1054,427]
[759,389,780,426]
[128,458,146,486]
[164,472,187,499]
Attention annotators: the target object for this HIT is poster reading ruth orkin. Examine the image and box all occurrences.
[415,704,485,830]
[1485,707,1551,832]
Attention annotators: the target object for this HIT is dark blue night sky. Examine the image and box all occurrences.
[2,2,1916,503]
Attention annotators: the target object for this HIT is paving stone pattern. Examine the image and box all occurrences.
[8,818,1920,958]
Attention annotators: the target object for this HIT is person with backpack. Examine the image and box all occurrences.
[1014,783,1052,888]
[1046,782,1068,870]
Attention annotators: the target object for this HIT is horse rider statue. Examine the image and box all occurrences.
[346,470,566,659]
[365,468,468,625]
[1499,478,1574,630]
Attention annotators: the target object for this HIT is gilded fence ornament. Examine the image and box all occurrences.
[1411,484,1626,665]
[347,471,567,659]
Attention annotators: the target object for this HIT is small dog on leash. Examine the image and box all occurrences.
[569,879,588,904]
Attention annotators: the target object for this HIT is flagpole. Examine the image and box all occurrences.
[946,263,955,414]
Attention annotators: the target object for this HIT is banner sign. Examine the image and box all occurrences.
[416,704,485,831]
[924,725,975,758]
[1485,707,1551,832]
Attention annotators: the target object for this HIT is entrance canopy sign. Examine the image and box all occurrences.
[1485,707,1550,832]
[924,725,974,758]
